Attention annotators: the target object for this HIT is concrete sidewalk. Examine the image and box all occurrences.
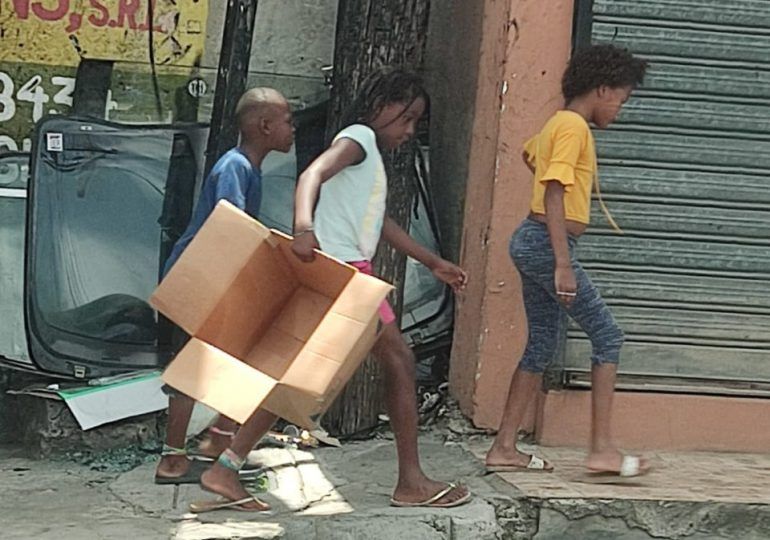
[467,439,770,539]
[3,431,770,539]
[0,434,504,540]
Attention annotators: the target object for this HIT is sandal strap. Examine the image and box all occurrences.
[217,448,245,471]
[620,455,641,477]
[528,455,547,470]
[161,444,188,457]
[422,483,456,506]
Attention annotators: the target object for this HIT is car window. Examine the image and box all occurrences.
[0,153,31,366]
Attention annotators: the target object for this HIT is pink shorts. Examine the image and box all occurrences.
[348,260,396,325]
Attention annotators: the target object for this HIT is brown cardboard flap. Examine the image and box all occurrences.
[280,349,342,396]
[304,313,369,360]
[244,327,304,379]
[196,243,297,357]
[273,234,356,298]
[272,288,334,342]
[263,384,323,430]
[153,207,395,431]
[323,314,380,401]
[332,272,393,322]
[162,338,277,424]
[150,201,273,335]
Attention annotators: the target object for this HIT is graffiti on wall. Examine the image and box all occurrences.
[0,0,208,150]
[1,0,207,66]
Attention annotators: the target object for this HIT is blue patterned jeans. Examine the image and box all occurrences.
[511,219,624,373]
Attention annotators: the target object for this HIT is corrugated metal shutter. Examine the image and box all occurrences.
[564,0,770,384]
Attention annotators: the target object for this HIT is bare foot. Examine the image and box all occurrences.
[155,455,190,479]
[200,464,270,511]
[586,449,649,474]
[392,476,470,506]
[197,433,231,459]
[486,444,553,471]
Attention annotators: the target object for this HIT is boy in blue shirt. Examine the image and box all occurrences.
[155,87,295,484]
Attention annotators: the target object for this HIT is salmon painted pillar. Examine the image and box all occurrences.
[450,0,574,429]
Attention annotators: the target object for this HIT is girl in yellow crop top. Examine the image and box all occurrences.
[486,45,652,480]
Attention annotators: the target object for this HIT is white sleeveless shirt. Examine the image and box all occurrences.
[314,124,387,262]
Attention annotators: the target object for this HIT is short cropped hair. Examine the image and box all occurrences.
[235,87,282,128]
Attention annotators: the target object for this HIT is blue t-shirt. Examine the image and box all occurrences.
[163,148,261,276]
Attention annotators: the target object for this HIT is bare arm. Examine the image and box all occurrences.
[522,150,535,174]
[381,217,441,269]
[544,181,576,304]
[381,217,468,292]
[291,138,364,262]
[293,138,364,233]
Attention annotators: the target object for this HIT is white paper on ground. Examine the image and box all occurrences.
[57,372,169,430]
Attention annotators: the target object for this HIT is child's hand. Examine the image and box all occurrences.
[291,231,320,263]
[431,259,468,293]
[554,265,577,307]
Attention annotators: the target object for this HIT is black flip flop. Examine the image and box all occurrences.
[154,459,210,485]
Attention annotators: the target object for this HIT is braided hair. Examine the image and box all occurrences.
[562,44,648,103]
[340,68,429,129]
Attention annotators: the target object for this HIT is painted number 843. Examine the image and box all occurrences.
[0,71,75,124]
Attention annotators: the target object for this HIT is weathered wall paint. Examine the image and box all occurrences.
[0,0,338,151]
[1,0,207,67]
[449,0,574,429]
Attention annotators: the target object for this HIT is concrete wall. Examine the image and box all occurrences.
[202,0,338,107]
[449,0,574,429]
[540,391,770,453]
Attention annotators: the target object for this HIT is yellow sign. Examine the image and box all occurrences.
[0,0,208,66]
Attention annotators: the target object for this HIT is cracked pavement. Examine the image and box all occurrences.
[4,434,770,539]
[1,434,503,540]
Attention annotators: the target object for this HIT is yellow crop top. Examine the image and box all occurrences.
[524,110,620,230]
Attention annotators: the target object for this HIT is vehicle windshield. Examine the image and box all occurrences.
[27,118,207,376]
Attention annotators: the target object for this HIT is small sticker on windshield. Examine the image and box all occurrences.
[47,133,63,152]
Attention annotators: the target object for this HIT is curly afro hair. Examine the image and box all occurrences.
[562,44,648,103]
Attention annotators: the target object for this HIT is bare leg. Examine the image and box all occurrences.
[485,368,550,468]
[200,408,277,510]
[519,393,538,440]
[198,416,239,458]
[591,363,616,454]
[156,394,194,478]
[584,363,646,472]
[375,322,469,505]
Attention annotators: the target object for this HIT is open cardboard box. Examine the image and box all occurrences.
[150,201,392,429]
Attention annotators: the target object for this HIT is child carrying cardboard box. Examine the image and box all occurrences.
[189,69,471,512]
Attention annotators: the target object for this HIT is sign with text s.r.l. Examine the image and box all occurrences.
[0,0,208,67]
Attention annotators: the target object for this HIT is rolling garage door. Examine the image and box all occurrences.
[563,0,770,390]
